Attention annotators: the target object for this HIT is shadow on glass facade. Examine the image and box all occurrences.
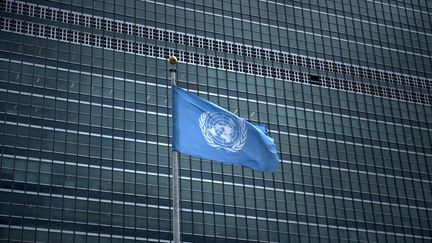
[0,0,431,242]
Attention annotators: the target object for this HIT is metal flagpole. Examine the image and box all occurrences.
[169,56,181,243]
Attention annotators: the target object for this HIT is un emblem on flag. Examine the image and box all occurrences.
[199,112,247,152]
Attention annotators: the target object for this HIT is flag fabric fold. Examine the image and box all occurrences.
[172,86,279,172]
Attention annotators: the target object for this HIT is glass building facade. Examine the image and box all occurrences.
[1,0,431,242]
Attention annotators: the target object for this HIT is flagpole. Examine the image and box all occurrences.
[169,56,181,243]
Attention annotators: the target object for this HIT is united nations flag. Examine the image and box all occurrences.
[172,86,279,172]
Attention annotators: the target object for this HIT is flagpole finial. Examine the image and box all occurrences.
[169,56,177,65]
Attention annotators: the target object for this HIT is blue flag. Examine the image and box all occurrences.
[172,86,279,172]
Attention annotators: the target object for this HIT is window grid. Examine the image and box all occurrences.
[1,17,430,106]
[1,0,431,91]
[1,1,432,242]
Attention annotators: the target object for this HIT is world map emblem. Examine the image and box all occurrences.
[199,112,247,152]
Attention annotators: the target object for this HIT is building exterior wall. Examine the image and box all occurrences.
[0,0,431,242]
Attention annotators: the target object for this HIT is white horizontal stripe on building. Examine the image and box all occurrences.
[366,0,432,16]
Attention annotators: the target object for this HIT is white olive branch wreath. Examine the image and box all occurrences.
[199,112,247,152]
